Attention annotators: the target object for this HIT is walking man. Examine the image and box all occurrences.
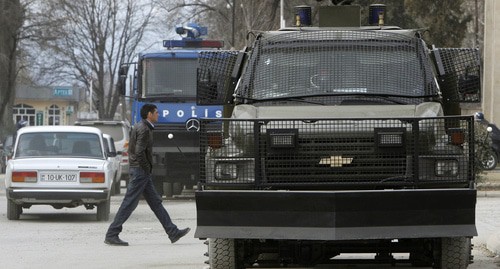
[105,104,190,246]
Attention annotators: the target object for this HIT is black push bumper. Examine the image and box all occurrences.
[195,188,477,241]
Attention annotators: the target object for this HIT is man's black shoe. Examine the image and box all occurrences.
[104,236,129,246]
[170,227,191,244]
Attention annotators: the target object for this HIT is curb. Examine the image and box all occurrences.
[477,182,500,192]
[487,232,500,256]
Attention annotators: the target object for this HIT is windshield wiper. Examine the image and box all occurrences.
[235,94,325,105]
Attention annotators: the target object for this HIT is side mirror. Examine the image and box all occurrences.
[117,64,130,96]
[107,151,117,158]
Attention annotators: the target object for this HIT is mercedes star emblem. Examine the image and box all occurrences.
[185,118,200,132]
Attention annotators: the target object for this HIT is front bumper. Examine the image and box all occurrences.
[7,188,110,204]
[195,188,477,241]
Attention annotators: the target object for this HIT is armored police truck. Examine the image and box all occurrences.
[194,4,481,268]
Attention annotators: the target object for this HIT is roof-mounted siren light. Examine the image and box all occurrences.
[175,23,208,40]
[294,5,312,27]
[368,4,386,27]
[164,23,224,49]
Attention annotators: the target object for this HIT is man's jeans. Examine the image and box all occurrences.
[106,167,178,238]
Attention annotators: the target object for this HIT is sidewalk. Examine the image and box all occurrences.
[477,169,500,257]
[478,169,500,191]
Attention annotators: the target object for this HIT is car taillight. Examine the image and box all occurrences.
[80,172,105,183]
[12,171,37,183]
[121,151,128,163]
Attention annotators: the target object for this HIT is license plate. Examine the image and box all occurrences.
[40,172,78,182]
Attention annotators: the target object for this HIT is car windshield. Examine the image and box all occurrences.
[15,132,103,159]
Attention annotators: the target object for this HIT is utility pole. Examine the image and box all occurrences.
[231,0,235,47]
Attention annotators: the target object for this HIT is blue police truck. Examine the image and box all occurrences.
[120,24,223,197]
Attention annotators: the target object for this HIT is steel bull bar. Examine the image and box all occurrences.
[195,188,477,240]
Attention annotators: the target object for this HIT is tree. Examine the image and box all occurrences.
[155,0,284,49]
[404,0,472,47]
[0,0,24,136]
[159,0,477,50]
[34,0,154,120]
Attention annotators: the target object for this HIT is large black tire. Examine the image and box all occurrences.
[209,238,238,269]
[7,199,22,220]
[173,182,183,196]
[438,237,471,269]
[96,199,110,221]
[163,182,173,198]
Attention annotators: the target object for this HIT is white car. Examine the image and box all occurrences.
[103,134,123,195]
[5,126,113,221]
[74,120,130,184]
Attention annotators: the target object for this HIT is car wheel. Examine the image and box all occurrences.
[482,151,498,170]
[7,199,22,220]
[96,199,110,221]
[114,180,121,195]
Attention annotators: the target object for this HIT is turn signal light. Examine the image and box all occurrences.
[448,128,465,145]
[208,133,223,149]
[80,172,105,183]
[12,171,38,182]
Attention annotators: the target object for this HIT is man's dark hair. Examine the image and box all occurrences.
[140,104,157,119]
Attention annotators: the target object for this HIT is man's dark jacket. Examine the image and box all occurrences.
[129,119,154,173]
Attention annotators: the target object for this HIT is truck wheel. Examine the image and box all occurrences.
[96,199,110,221]
[163,183,173,198]
[209,238,239,269]
[437,237,471,269]
[173,182,183,195]
[7,199,22,220]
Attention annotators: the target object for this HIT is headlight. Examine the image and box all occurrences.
[435,160,459,176]
[268,129,298,149]
[215,162,238,180]
[375,128,405,148]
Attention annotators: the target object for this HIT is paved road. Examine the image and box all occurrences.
[0,174,499,268]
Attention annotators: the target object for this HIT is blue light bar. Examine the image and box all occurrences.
[163,39,224,49]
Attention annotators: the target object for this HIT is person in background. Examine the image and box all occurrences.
[13,120,28,141]
[475,112,500,141]
[104,103,190,246]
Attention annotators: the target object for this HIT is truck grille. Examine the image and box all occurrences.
[199,117,474,188]
[265,134,407,183]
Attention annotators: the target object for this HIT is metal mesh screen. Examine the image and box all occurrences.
[434,48,481,102]
[197,50,239,105]
[199,117,474,189]
[236,31,439,104]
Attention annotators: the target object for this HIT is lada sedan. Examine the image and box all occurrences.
[5,126,113,221]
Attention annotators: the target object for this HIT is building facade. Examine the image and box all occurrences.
[13,85,81,126]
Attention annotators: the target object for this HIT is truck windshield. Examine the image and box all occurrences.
[240,31,438,101]
[142,58,197,97]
